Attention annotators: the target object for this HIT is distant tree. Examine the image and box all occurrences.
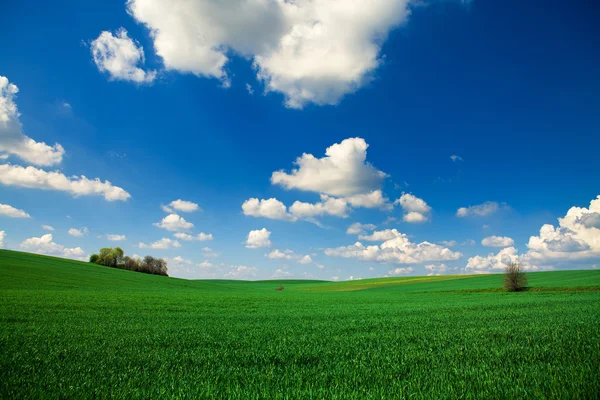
[88,248,168,276]
[504,262,527,292]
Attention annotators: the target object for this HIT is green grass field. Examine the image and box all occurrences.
[1,249,599,398]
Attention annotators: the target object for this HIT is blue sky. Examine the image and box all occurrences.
[1,0,599,280]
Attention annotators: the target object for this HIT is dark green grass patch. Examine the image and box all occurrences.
[1,250,599,399]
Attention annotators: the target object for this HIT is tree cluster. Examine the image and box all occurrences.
[89,248,168,277]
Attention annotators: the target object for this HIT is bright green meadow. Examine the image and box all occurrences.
[1,249,599,398]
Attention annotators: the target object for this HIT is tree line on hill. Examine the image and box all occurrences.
[89,247,168,277]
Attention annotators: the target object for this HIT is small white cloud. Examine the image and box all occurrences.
[450,155,463,162]
[316,264,326,270]
[457,202,502,217]
[225,265,258,279]
[347,222,377,235]
[0,164,131,201]
[68,227,88,237]
[0,230,5,247]
[242,198,297,221]
[41,225,55,231]
[174,232,213,241]
[20,233,87,260]
[198,260,213,268]
[139,238,182,249]
[439,240,458,247]
[106,234,126,241]
[394,193,431,223]
[163,199,200,213]
[246,83,254,95]
[388,267,414,276]
[245,228,271,249]
[91,28,156,84]
[298,255,312,265]
[202,247,220,258]
[345,190,392,210]
[481,235,515,248]
[153,213,194,232]
[0,203,31,218]
[290,196,349,218]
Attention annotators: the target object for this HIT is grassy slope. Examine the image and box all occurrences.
[1,250,599,399]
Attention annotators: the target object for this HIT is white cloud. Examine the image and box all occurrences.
[126,0,414,108]
[524,195,600,264]
[41,225,54,231]
[424,263,457,276]
[325,229,462,265]
[331,276,340,281]
[198,260,213,268]
[388,267,413,275]
[358,229,399,241]
[0,76,65,166]
[298,255,312,264]
[224,265,258,279]
[68,227,88,237]
[246,83,254,95]
[450,155,463,162]
[0,231,5,247]
[482,235,514,248]
[20,233,87,261]
[172,256,192,264]
[173,232,213,241]
[267,249,296,260]
[0,203,31,218]
[139,237,182,249]
[162,199,200,213]
[345,190,392,210]
[0,164,131,201]
[457,201,501,217]
[273,268,292,278]
[290,195,349,218]
[347,222,377,235]
[316,264,326,270]
[242,197,297,221]
[153,213,194,231]
[245,228,272,249]
[271,138,387,197]
[106,234,126,241]
[465,246,520,273]
[394,193,431,223]
[91,28,156,84]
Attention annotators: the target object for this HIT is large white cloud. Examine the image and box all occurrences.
[524,195,600,264]
[394,193,431,223]
[0,76,65,166]
[242,198,297,221]
[481,235,514,248]
[91,28,156,84]
[20,233,87,261]
[325,229,462,265]
[126,0,414,108]
[245,228,272,249]
[153,213,194,231]
[0,164,131,201]
[271,138,387,197]
[0,203,31,218]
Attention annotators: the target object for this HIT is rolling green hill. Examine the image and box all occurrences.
[1,249,599,399]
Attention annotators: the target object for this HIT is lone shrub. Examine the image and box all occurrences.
[504,262,527,292]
